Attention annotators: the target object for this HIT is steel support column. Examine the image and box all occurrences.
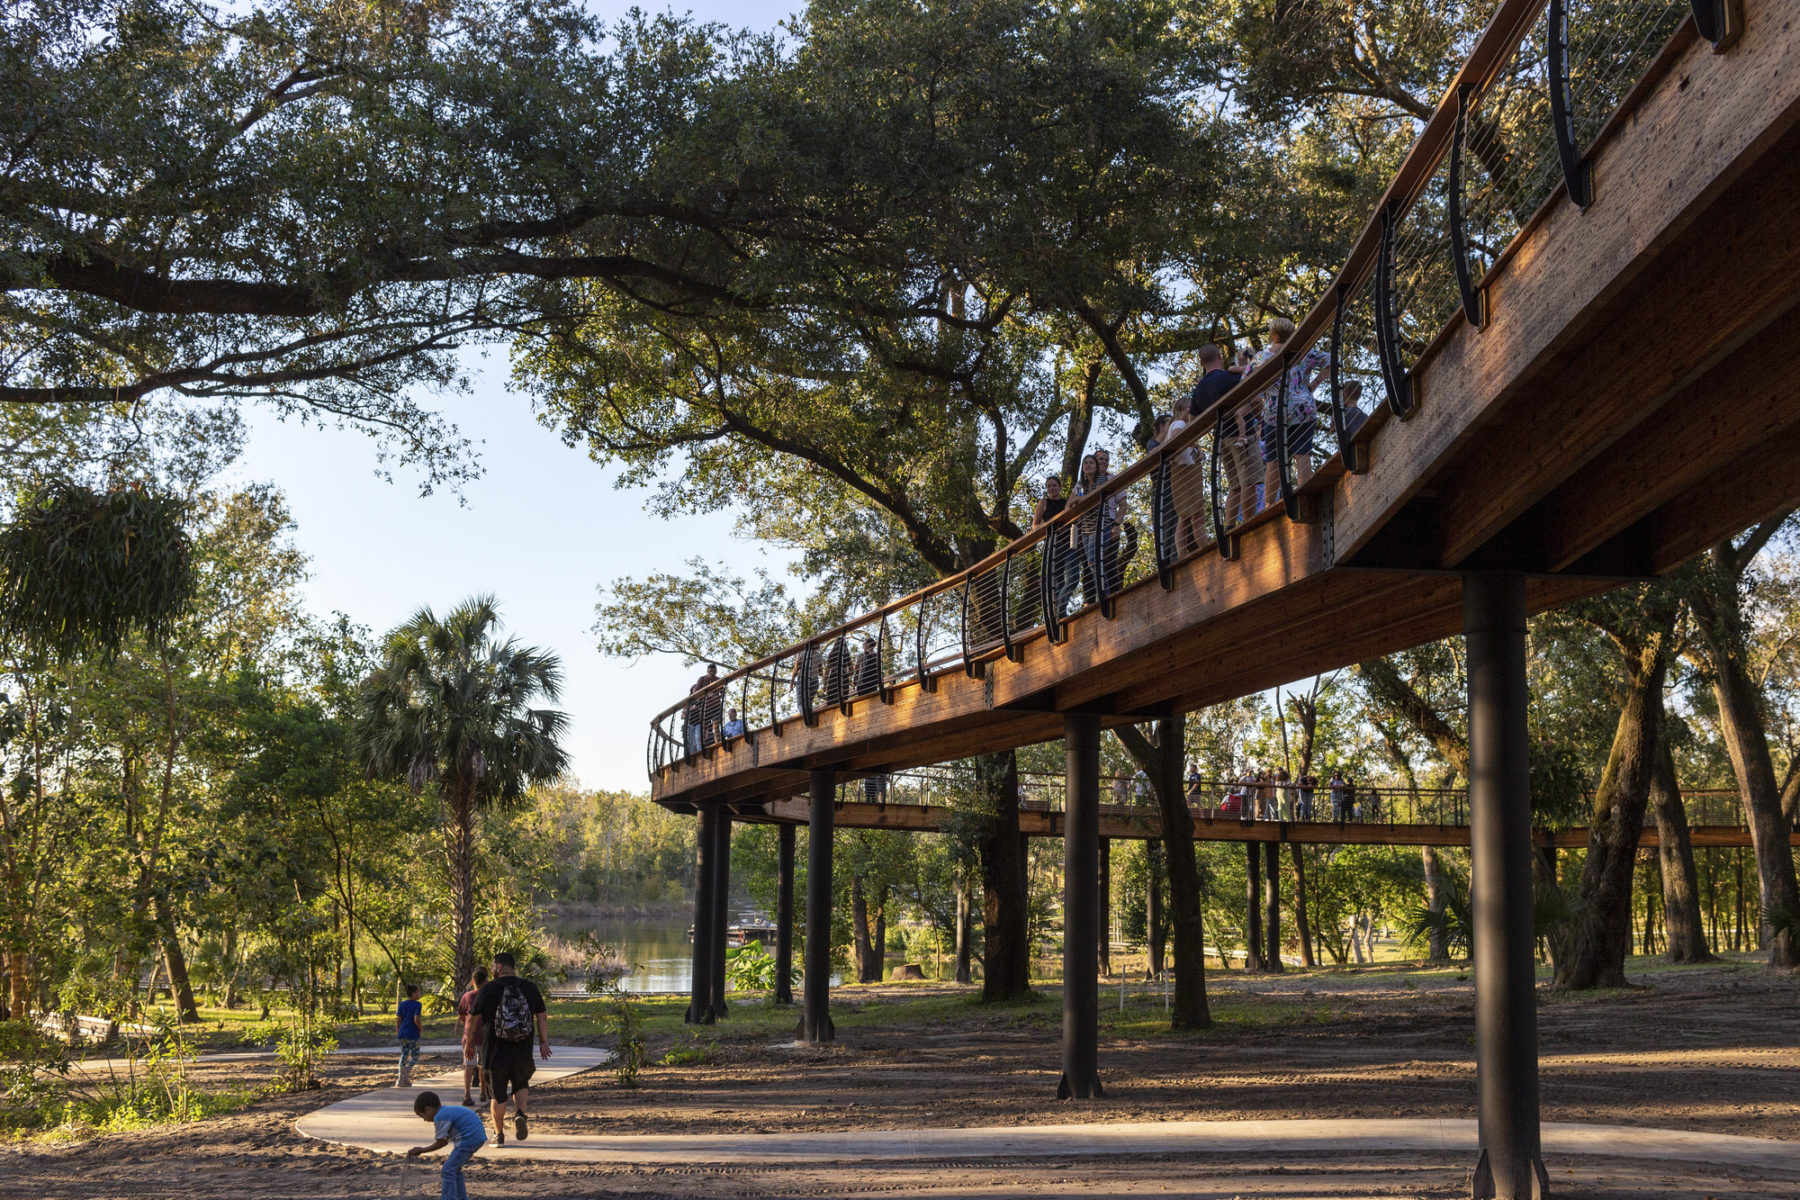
[774,823,796,1005]
[710,808,731,1019]
[1059,713,1104,1099]
[800,770,836,1044]
[686,805,717,1025]
[1465,572,1548,1200]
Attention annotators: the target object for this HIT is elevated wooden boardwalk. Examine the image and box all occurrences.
[650,3,1800,817]
[750,796,1789,851]
[650,7,1800,1188]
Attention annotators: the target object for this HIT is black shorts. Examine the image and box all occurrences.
[484,1046,536,1100]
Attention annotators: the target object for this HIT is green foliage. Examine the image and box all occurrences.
[724,940,798,993]
[1403,881,1471,960]
[0,482,192,661]
[0,1021,72,1133]
[660,1033,713,1067]
[602,994,646,1088]
[272,1019,338,1094]
[356,595,569,987]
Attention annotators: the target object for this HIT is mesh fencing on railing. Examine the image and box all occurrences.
[1568,0,1691,149]
[1392,154,1463,364]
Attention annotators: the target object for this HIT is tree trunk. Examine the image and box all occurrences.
[1145,838,1166,978]
[153,893,199,1022]
[1422,845,1451,963]
[1710,648,1800,965]
[1291,845,1315,968]
[1693,539,1800,967]
[1115,718,1210,1027]
[1651,738,1713,963]
[222,923,240,1008]
[448,787,478,998]
[852,874,877,983]
[954,878,974,984]
[8,948,28,1020]
[346,919,361,1016]
[975,751,1032,999]
[1244,842,1265,972]
[1553,636,1666,989]
[1098,838,1112,978]
[874,889,888,982]
[1262,841,1283,972]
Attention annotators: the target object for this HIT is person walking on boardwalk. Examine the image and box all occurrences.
[472,950,551,1145]
[409,1090,488,1200]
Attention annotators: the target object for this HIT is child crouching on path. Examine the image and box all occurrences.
[409,1090,488,1200]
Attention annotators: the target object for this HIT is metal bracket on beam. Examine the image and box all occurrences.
[1208,409,1241,561]
[1691,0,1742,52]
[1547,0,1594,209]
[1448,84,1490,330]
[1374,207,1417,420]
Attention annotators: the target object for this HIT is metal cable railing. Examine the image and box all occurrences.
[650,0,1724,782]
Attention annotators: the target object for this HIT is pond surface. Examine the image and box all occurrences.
[545,907,780,993]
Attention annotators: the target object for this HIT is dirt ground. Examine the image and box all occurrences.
[6,963,1800,1198]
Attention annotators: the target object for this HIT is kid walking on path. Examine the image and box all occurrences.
[396,983,423,1087]
[408,1091,487,1200]
[456,967,489,1106]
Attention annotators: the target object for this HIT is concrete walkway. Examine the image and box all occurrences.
[294,1046,612,1152]
[299,1074,1800,1175]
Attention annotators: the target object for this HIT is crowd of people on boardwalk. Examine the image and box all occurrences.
[1100,764,1382,824]
[1027,319,1362,611]
[673,317,1369,755]
[398,950,553,1200]
[1202,766,1379,823]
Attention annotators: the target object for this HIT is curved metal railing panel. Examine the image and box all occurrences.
[649,0,1706,780]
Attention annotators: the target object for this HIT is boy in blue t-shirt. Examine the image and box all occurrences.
[409,1090,488,1200]
[396,983,423,1086]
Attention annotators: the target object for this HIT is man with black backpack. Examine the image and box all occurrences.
[471,951,551,1145]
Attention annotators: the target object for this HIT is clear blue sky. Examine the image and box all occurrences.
[225,3,801,794]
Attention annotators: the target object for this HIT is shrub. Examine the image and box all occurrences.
[724,940,797,993]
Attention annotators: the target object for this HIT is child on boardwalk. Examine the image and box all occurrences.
[408,1090,488,1200]
[397,983,423,1086]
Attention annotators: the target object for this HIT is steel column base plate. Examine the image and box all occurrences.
[1055,1071,1105,1100]
[1471,1148,1549,1199]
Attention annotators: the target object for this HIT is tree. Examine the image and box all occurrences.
[535,0,1246,1001]
[356,597,569,992]
[1545,587,1679,989]
[1650,734,1712,964]
[1115,717,1210,1028]
[1684,517,1800,967]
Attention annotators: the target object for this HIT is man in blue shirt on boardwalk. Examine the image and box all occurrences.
[408,1090,488,1200]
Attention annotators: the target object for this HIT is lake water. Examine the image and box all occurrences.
[546,907,777,993]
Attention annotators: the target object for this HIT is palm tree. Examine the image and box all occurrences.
[355,596,568,991]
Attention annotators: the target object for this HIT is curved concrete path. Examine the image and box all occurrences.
[295,1046,612,1152]
[300,1066,1800,1175]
